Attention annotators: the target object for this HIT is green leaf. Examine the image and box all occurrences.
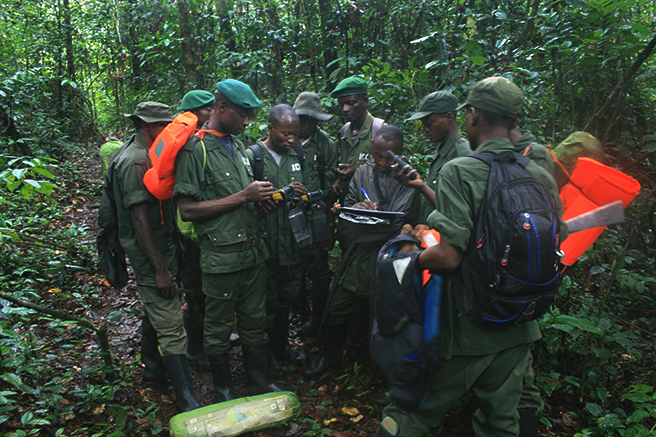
[626,409,651,424]
[24,179,41,190]
[590,265,605,275]
[470,55,485,66]
[31,167,55,180]
[553,315,602,335]
[108,311,123,322]
[586,402,603,417]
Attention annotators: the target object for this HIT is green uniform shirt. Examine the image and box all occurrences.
[245,141,311,266]
[513,131,557,180]
[297,128,338,196]
[173,133,268,274]
[426,137,567,359]
[113,137,177,281]
[338,112,380,169]
[419,130,471,222]
[338,161,418,294]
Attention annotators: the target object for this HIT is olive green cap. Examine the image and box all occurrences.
[331,77,368,98]
[406,91,459,121]
[125,102,175,123]
[293,92,333,121]
[180,90,215,111]
[458,76,524,119]
[554,131,605,174]
[215,79,261,109]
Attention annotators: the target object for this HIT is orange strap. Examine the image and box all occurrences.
[196,129,229,139]
[159,200,164,225]
[522,146,531,156]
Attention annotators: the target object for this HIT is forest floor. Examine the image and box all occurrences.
[2,149,581,437]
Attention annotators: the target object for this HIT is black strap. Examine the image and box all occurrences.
[293,144,306,171]
[468,151,531,168]
[248,143,265,181]
[372,167,390,211]
[315,133,328,190]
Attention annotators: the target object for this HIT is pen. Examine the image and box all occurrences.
[361,187,371,201]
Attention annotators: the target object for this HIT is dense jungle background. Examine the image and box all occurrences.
[1,0,655,435]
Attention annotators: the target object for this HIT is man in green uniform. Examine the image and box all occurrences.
[329,77,385,200]
[510,126,557,179]
[245,104,310,372]
[114,102,200,412]
[292,92,339,338]
[377,77,566,437]
[304,125,418,378]
[175,90,216,368]
[402,91,471,222]
[174,79,283,402]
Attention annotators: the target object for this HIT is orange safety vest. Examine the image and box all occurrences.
[143,111,198,200]
[559,157,640,266]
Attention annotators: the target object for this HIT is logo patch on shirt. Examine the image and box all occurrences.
[242,157,251,167]
[291,163,301,172]
[359,153,370,161]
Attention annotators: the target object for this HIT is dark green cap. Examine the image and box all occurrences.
[458,77,524,119]
[180,90,215,111]
[125,102,175,123]
[331,77,368,98]
[215,79,261,109]
[554,131,605,174]
[293,92,333,121]
[406,91,458,121]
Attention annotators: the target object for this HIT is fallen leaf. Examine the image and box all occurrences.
[341,406,359,416]
[323,418,337,426]
[349,414,363,423]
[93,404,105,414]
[65,412,75,421]
[161,394,173,404]
[48,288,62,293]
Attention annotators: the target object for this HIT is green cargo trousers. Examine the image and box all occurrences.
[137,284,187,356]
[202,263,268,356]
[382,342,531,437]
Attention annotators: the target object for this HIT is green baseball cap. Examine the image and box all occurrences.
[458,76,524,119]
[331,77,368,98]
[215,79,261,109]
[180,90,215,111]
[406,91,459,121]
[125,102,175,123]
[293,92,333,121]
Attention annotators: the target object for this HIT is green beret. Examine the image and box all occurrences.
[215,79,261,109]
[331,77,368,98]
[125,101,175,123]
[406,91,459,121]
[180,90,215,111]
[458,77,524,119]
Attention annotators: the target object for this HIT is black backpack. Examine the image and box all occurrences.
[457,151,564,326]
[96,136,134,290]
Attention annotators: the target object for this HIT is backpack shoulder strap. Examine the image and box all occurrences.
[292,144,306,171]
[248,143,264,181]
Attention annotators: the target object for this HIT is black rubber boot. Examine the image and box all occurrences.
[161,354,202,412]
[265,326,284,377]
[184,310,210,367]
[303,323,346,378]
[208,354,236,403]
[299,278,330,338]
[242,341,285,395]
[141,317,168,384]
[518,408,539,437]
[375,423,397,437]
[272,309,306,365]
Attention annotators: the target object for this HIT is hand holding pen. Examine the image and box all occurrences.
[360,188,378,210]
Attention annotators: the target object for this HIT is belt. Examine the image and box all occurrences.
[202,236,259,253]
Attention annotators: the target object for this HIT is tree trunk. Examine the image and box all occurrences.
[584,33,656,133]
[214,0,237,52]
[0,104,32,155]
[177,0,203,89]
[319,0,338,92]
[63,0,75,82]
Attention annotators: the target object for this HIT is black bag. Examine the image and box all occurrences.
[96,137,134,290]
[371,233,441,410]
[458,151,564,326]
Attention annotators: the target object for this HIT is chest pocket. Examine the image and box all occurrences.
[206,170,236,198]
[288,162,303,184]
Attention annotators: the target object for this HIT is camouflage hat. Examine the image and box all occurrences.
[293,92,333,121]
[331,77,368,98]
[125,102,175,123]
[215,79,261,109]
[406,91,459,121]
[554,131,605,174]
[180,90,215,111]
[458,77,524,119]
